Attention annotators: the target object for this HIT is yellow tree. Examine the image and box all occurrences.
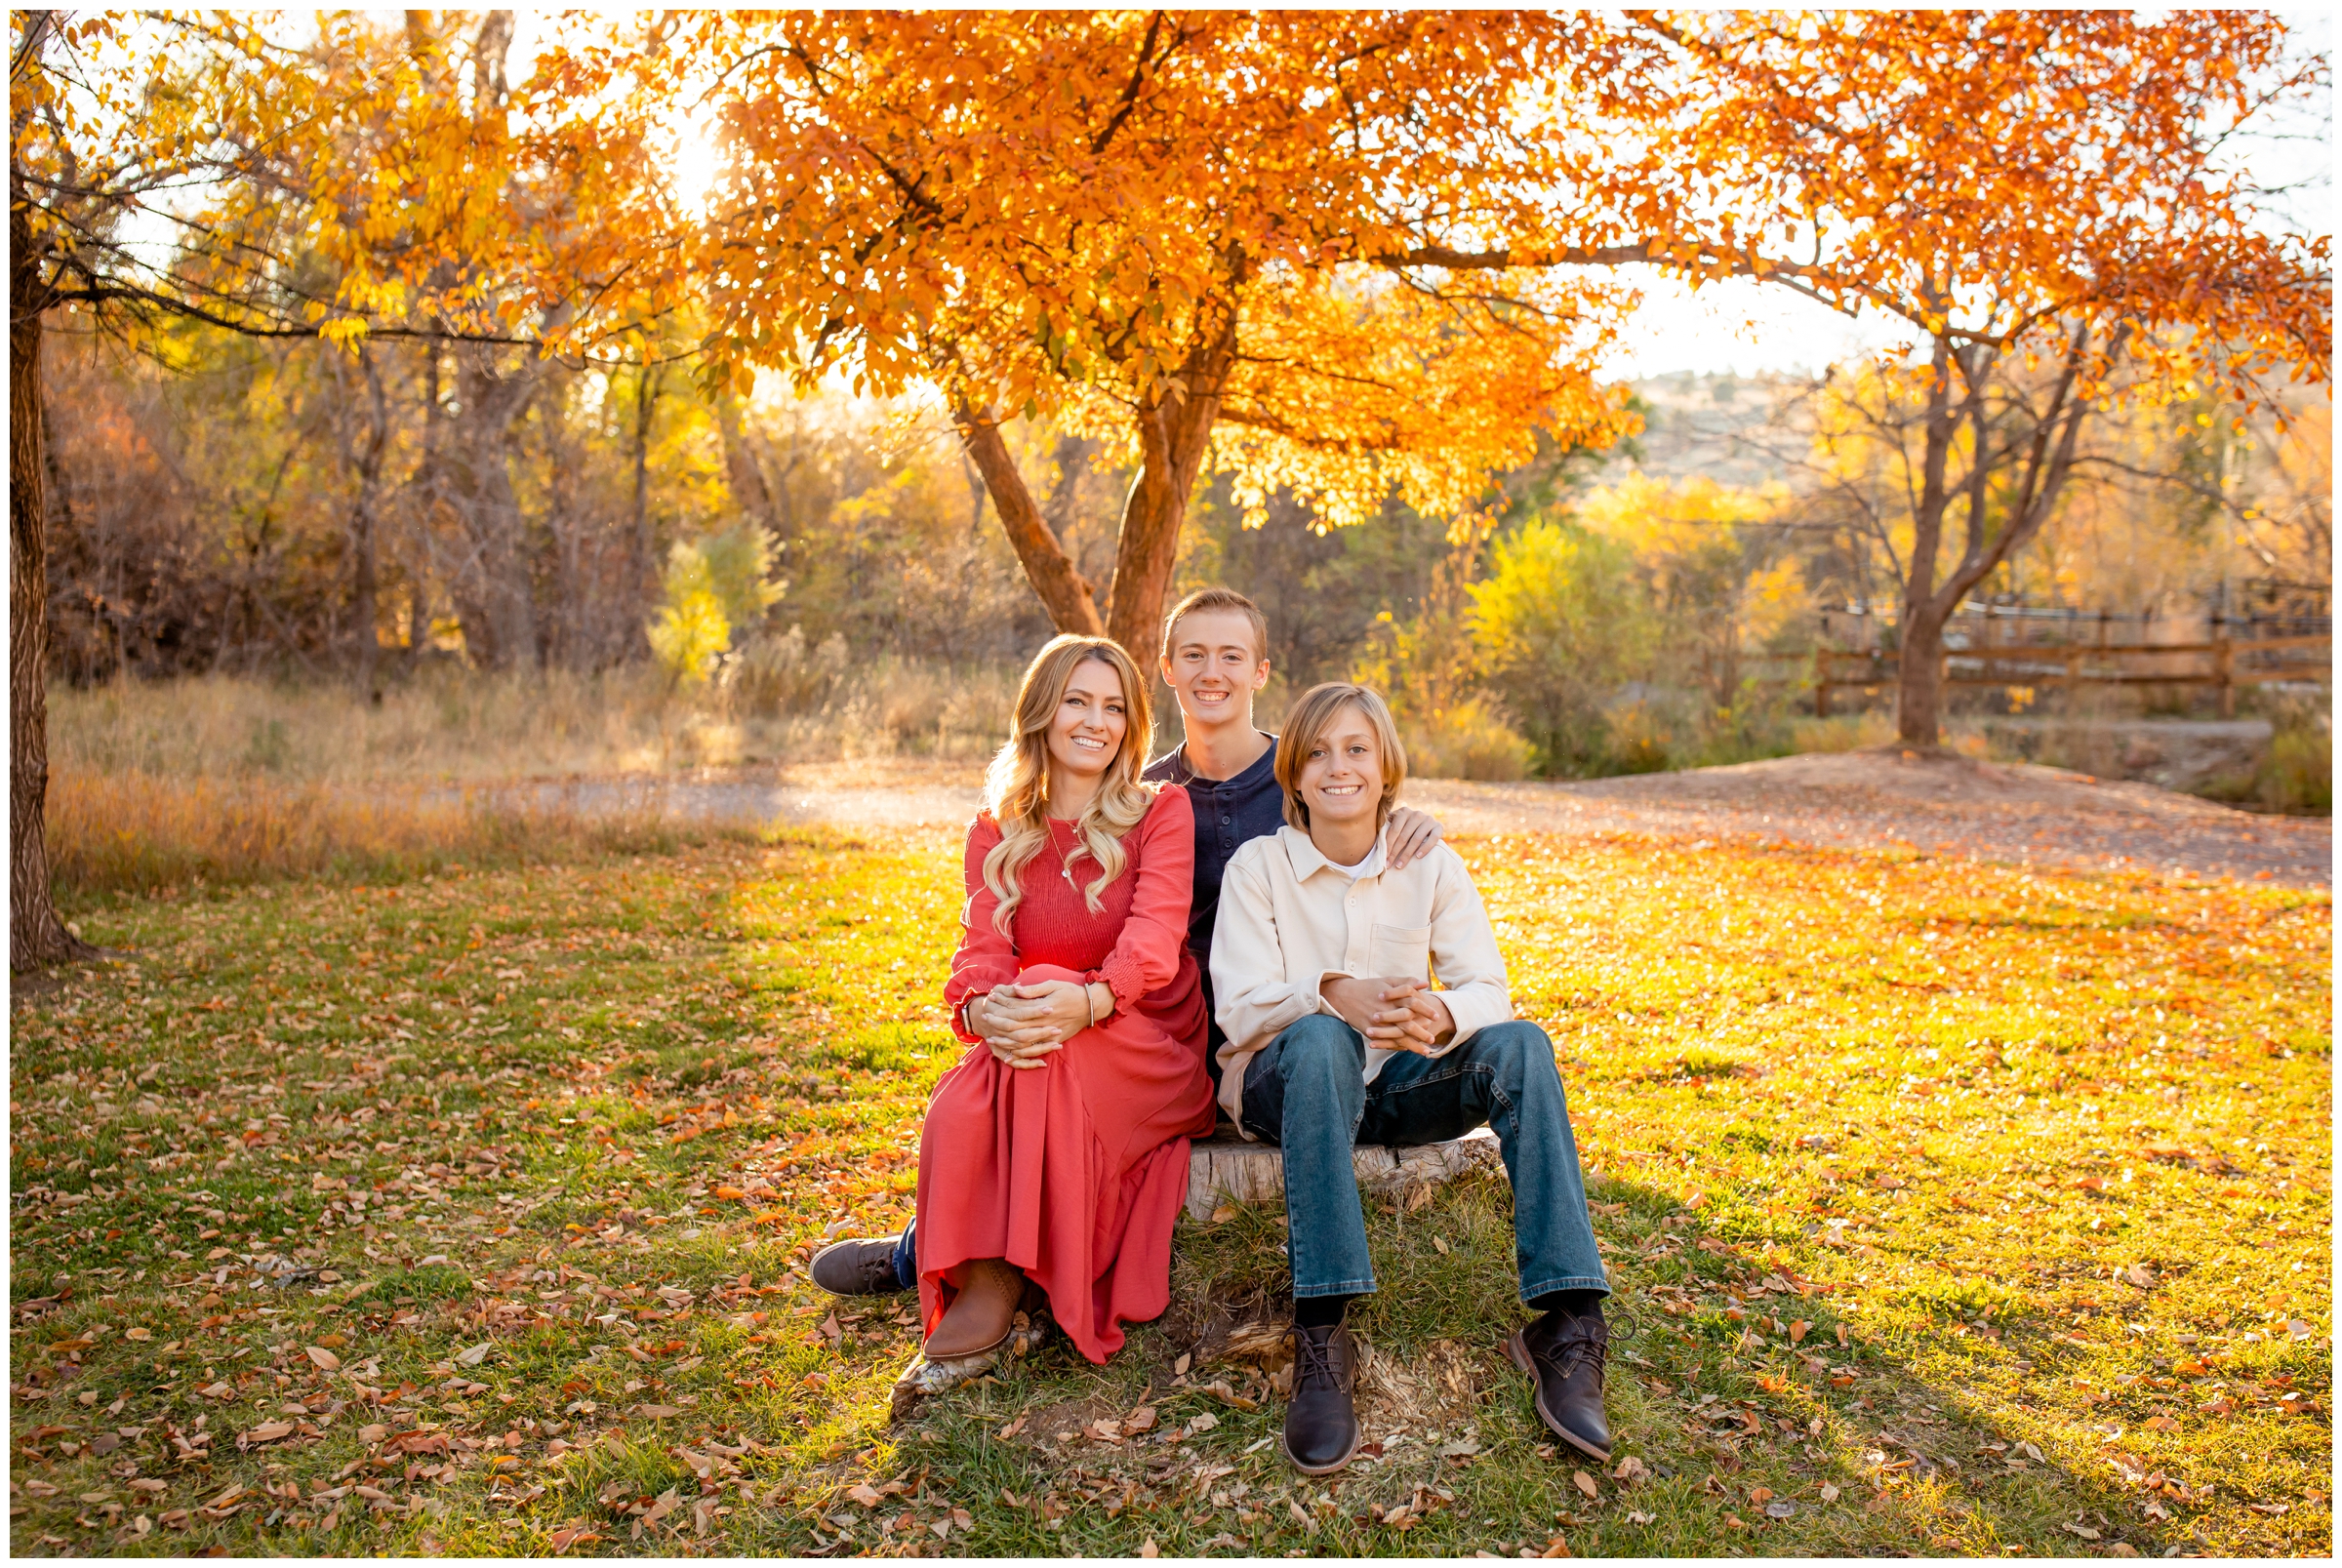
[1641,9,2332,744]
[648,11,1678,654]
[8,10,682,966]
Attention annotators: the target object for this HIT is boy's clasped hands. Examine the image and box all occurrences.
[1319,974,1453,1052]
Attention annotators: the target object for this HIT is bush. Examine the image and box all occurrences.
[2255,697,2332,814]
[649,524,786,686]
[1469,516,1656,776]
[1400,699,1534,781]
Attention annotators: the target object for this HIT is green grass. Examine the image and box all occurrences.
[10,826,2330,1556]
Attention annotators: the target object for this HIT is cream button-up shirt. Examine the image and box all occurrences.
[1207,823,1514,1132]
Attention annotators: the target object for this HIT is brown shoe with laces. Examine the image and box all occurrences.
[922,1258,1025,1360]
[1279,1322,1361,1475]
[810,1234,909,1297]
[1508,1306,1613,1461]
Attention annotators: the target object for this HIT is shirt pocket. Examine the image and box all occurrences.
[1367,921,1433,982]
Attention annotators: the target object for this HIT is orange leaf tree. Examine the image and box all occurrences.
[658,11,1684,655]
[1640,10,2331,744]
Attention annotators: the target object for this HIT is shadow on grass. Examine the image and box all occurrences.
[878,1164,2205,1557]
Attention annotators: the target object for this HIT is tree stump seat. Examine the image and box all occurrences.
[1183,1121,1502,1222]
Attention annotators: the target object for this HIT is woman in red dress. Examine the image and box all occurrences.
[914,634,1217,1364]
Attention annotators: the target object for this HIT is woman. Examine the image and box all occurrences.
[913,634,1217,1364]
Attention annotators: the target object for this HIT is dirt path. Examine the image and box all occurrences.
[505,750,2328,888]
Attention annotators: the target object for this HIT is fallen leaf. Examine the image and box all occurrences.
[1789,1320,1810,1345]
[997,1415,1026,1439]
[846,1484,883,1508]
[357,1424,389,1443]
[2063,1523,2102,1541]
[242,1421,295,1444]
[634,1404,682,1420]
[1433,1235,1450,1255]
[1819,1483,1840,1504]
[1173,1352,1191,1377]
[1138,1542,1158,1558]
[1124,1405,1157,1433]
[126,1327,152,1342]
[454,1343,493,1368]
[1573,1470,1598,1499]
[306,1346,341,1372]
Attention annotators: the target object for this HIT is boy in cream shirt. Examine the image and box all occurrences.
[1211,683,1614,1476]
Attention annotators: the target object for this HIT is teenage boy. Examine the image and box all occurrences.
[811,589,1443,1300]
[1211,681,1613,1475]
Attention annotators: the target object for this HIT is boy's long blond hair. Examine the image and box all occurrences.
[1274,682,1407,832]
[981,635,1157,937]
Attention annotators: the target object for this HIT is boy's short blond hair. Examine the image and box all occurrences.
[1160,586,1269,664]
[1274,683,1408,831]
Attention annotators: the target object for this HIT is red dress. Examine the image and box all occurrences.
[915,786,1216,1364]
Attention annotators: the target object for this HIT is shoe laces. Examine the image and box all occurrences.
[845,1240,902,1291]
[1542,1312,1613,1384]
[1292,1329,1353,1394]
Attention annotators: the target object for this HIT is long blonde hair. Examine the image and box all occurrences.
[981,635,1158,937]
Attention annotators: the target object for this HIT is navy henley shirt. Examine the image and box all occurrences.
[1144,733,1283,1078]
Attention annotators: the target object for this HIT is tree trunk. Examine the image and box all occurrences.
[953,301,1237,657]
[631,364,661,609]
[1893,326,2098,748]
[1893,334,1960,747]
[1104,320,1237,659]
[713,388,778,539]
[448,347,543,669]
[9,210,97,970]
[346,348,388,696]
[953,405,1106,637]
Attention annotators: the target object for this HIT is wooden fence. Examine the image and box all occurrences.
[1814,632,2332,718]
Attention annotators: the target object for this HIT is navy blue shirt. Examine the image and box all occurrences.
[1145,734,1283,1077]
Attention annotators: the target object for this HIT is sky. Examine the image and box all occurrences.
[1601,269,1911,382]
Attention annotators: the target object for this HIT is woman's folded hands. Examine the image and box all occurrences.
[973,979,1113,1068]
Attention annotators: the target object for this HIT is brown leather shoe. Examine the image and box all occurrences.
[810,1234,909,1297]
[922,1258,1025,1360]
[1509,1307,1612,1461]
[1279,1322,1361,1475]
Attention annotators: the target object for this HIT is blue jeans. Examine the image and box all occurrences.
[891,1223,917,1291]
[1239,1014,1609,1303]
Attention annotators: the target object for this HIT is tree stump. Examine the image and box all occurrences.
[1184,1123,1502,1222]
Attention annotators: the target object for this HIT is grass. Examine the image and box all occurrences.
[43,771,711,901]
[10,826,2330,1557]
[46,660,1022,789]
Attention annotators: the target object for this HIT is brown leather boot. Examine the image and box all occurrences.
[1509,1306,1613,1461]
[1279,1322,1361,1475]
[923,1258,1025,1360]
